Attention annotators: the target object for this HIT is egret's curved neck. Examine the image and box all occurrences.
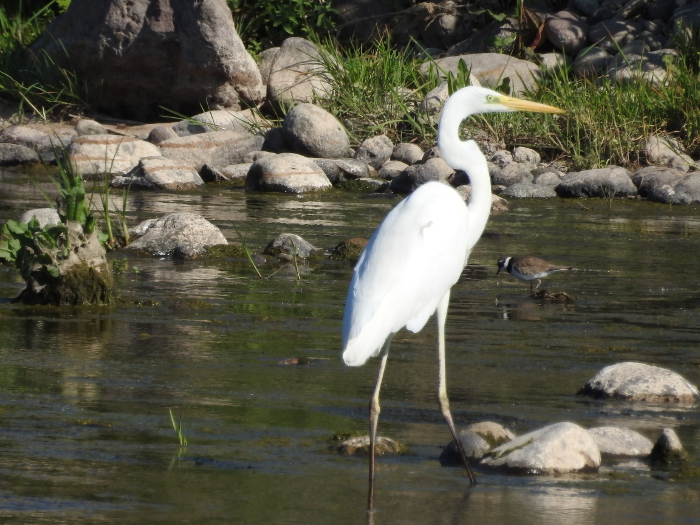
[437,94,492,244]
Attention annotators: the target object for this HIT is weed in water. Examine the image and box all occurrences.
[233,225,264,279]
[168,408,188,447]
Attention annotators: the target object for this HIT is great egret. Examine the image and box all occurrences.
[341,86,563,509]
[496,255,575,291]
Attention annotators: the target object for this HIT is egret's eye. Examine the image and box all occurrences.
[486,95,494,103]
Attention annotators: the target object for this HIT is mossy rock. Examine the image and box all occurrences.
[14,222,115,306]
[330,237,368,262]
[203,244,247,258]
[336,179,386,192]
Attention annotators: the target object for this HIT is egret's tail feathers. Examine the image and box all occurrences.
[342,327,391,367]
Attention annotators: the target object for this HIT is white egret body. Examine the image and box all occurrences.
[341,86,563,509]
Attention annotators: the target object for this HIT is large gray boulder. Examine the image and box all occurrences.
[556,166,637,198]
[267,37,332,109]
[245,153,332,193]
[282,104,350,159]
[578,362,700,404]
[31,0,264,120]
[69,134,162,176]
[158,131,264,171]
[127,213,227,257]
[587,427,654,458]
[480,422,601,474]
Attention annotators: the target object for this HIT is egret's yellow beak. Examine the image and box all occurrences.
[498,95,565,114]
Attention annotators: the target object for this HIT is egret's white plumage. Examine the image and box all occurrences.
[340,86,564,509]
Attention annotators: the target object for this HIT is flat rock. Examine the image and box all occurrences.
[172,109,262,136]
[19,208,61,227]
[490,162,533,186]
[263,233,318,259]
[69,134,162,176]
[389,158,454,194]
[267,37,331,108]
[0,143,40,166]
[245,153,332,194]
[158,130,264,171]
[556,166,637,198]
[607,48,677,85]
[127,213,227,257]
[313,158,370,183]
[578,361,700,404]
[110,156,203,190]
[421,53,541,95]
[392,143,424,165]
[354,134,393,170]
[502,181,558,198]
[282,103,350,159]
[587,426,654,457]
[480,422,601,474]
[512,147,541,166]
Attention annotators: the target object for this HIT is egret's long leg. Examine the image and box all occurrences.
[436,291,476,486]
[368,336,392,511]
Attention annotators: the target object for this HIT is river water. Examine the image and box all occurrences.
[0,167,699,524]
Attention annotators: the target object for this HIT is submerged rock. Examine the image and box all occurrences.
[263,233,318,260]
[587,426,653,458]
[578,362,700,404]
[480,422,601,474]
[335,435,406,456]
[556,166,637,198]
[111,156,203,190]
[331,238,368,262]
[440,431,491,466]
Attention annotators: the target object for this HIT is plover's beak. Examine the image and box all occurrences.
[496,266,501,274]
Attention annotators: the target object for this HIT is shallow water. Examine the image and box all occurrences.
[1,167,699,524]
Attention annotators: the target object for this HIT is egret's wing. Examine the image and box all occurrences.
[342,183,470,366]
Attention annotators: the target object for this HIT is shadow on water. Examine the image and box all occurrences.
[0,167,699,523]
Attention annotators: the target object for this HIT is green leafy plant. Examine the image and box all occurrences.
[227,0,336,52]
